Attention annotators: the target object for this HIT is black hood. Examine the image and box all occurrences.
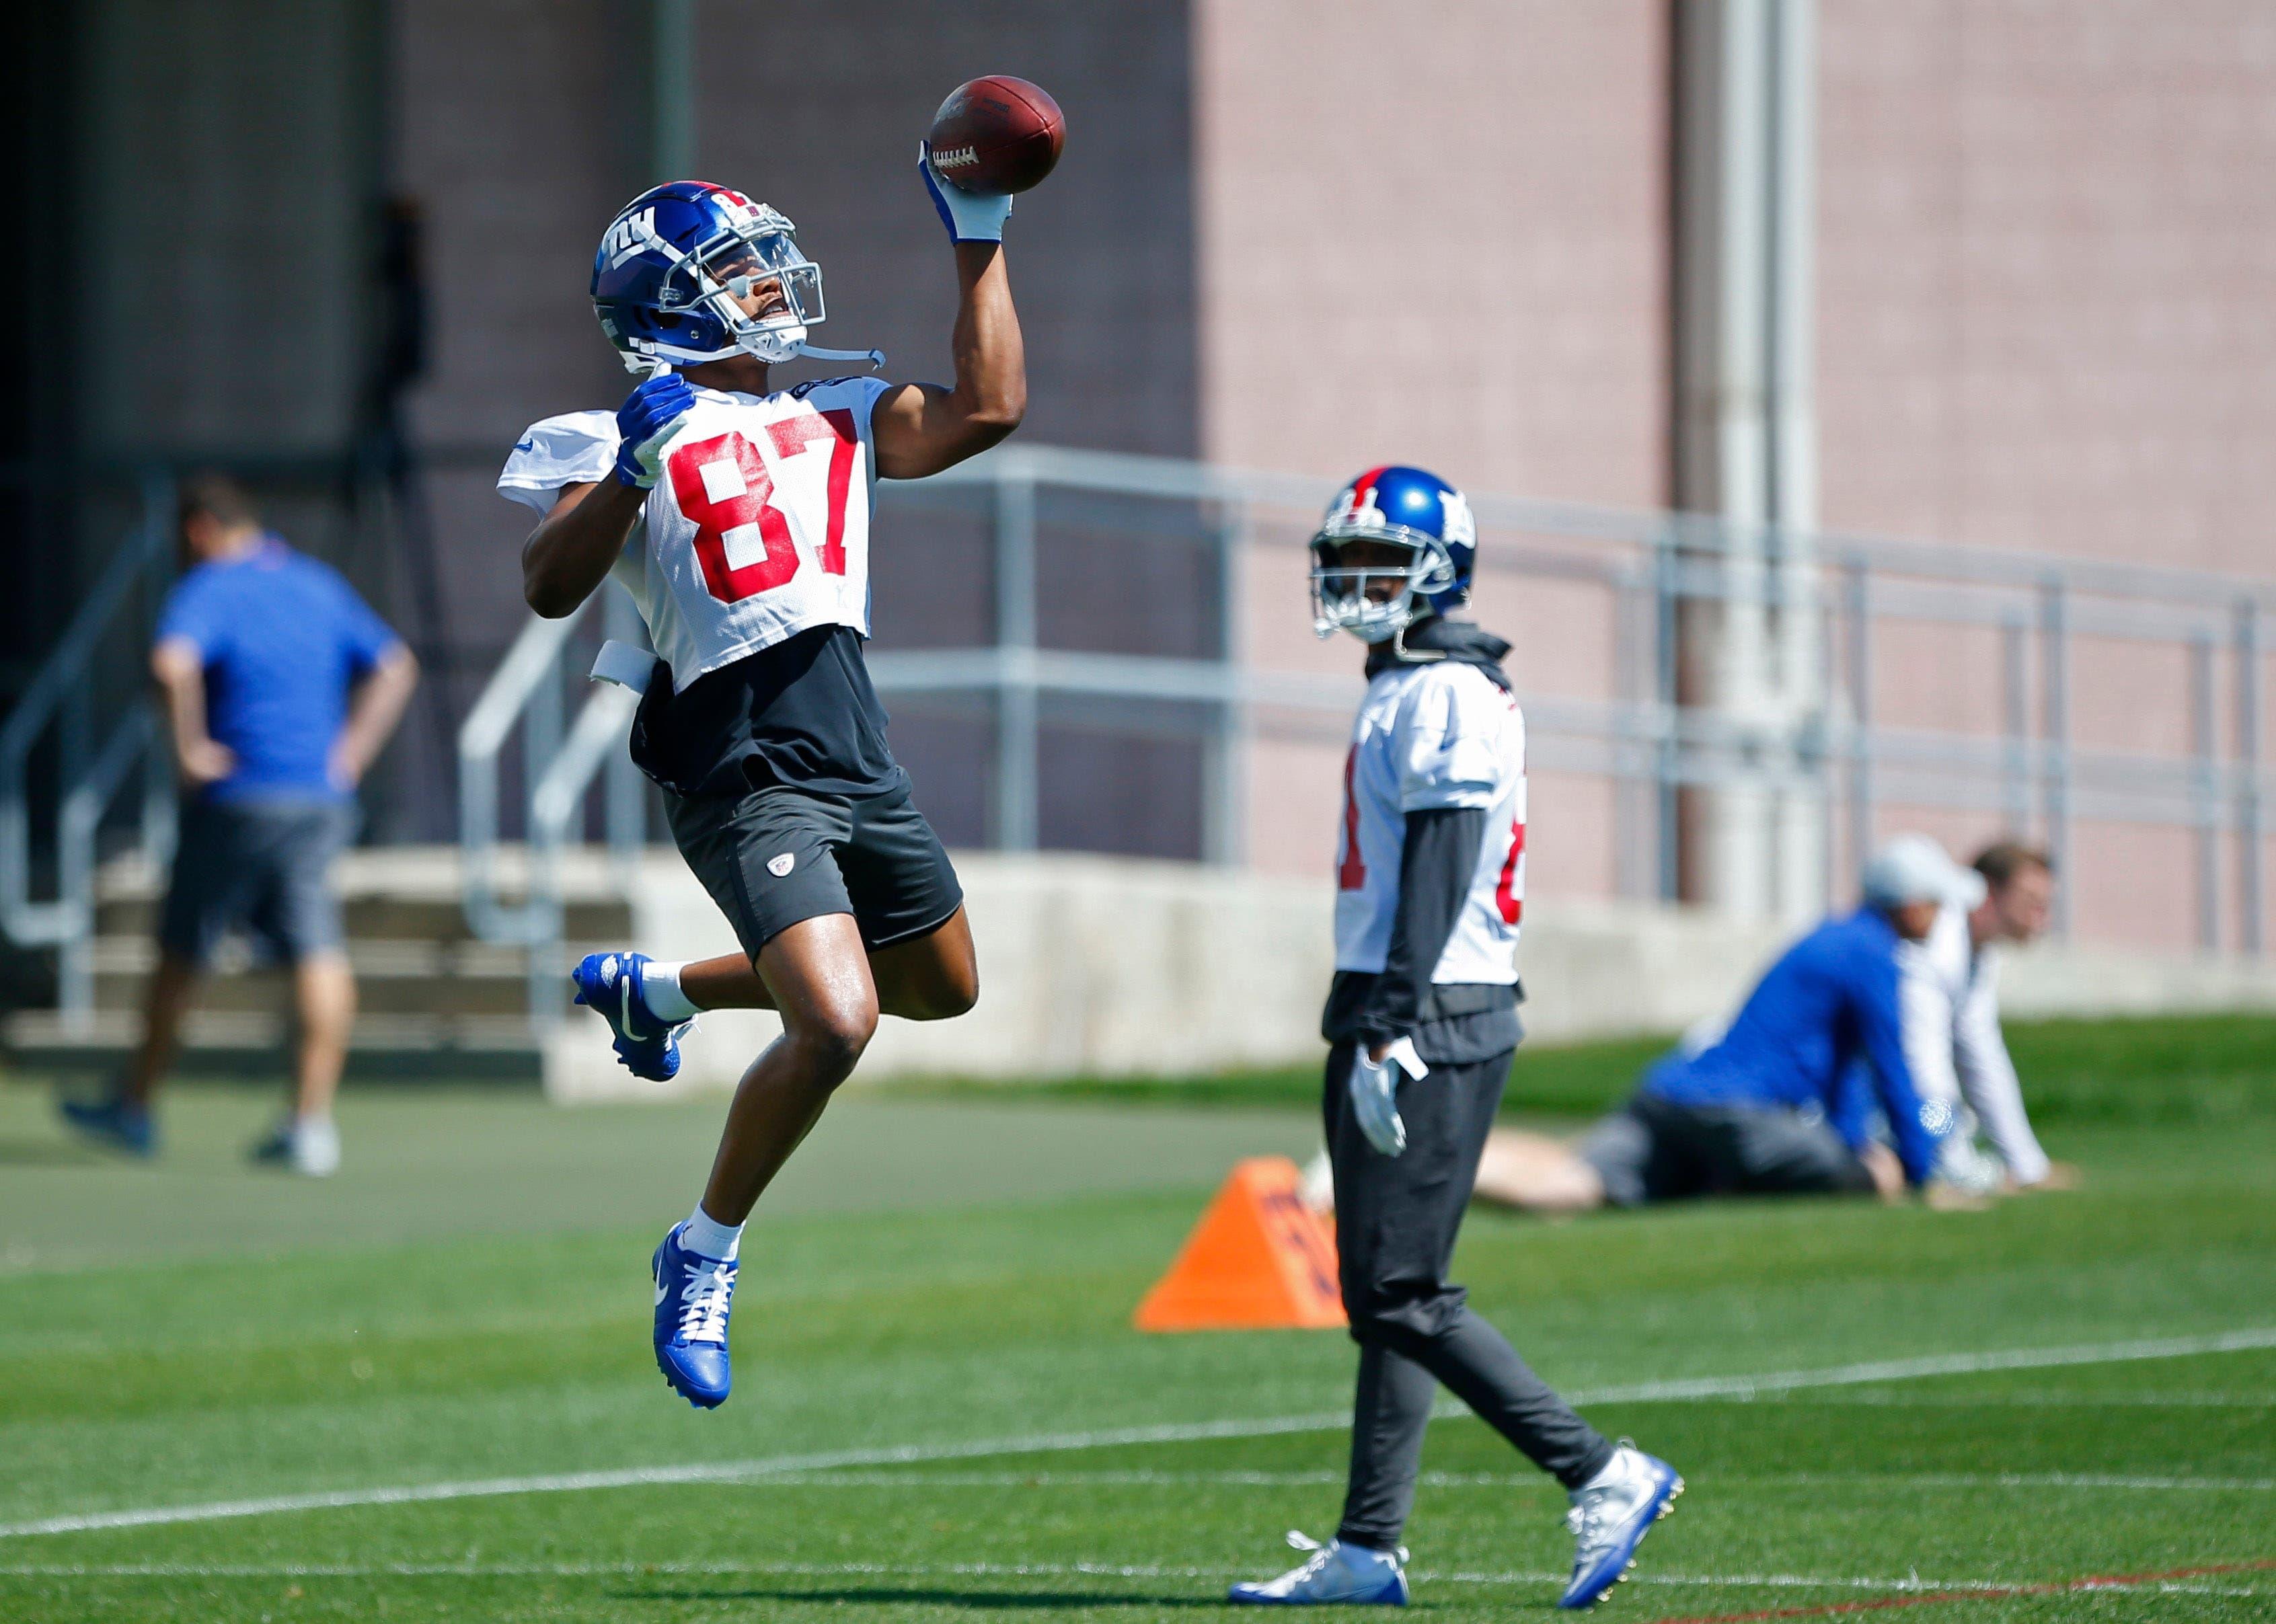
[1364,615,1513,693]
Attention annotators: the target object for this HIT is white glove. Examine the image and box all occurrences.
[919,141,1014,243]
[1349,1040,1427,1157]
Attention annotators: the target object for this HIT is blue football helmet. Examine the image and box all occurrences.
[591,182,878,373]
[1310,465,1478,642]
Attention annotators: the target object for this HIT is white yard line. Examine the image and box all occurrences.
[0,1559,2261,1599]
[666,1467,2276,1492]
[4,1325,2272,1541]
[1718,1388,2276,1408]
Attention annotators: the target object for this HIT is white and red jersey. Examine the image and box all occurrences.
[1332,659,1526,985]
[498,375,895,691]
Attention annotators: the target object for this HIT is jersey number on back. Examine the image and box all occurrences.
[666,408,859,604]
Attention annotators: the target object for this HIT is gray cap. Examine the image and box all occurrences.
[1861,833,1987,911]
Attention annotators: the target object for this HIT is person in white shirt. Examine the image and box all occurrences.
[1903,841,2076,1193]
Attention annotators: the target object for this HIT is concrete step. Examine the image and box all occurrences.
[91,892,635,943]
[3,1009,545,1085]
[83,936,549,1018]
[91,843,640,943]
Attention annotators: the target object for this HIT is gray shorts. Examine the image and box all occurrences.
[159,799,353,966]
[665,783,963,960]
[1577,1091,1876,1207]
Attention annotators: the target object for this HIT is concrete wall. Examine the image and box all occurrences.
[1192,0,1671,500]
[543,849,2276,1100]
[1815,0,2276,952]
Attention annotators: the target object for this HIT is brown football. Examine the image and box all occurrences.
[927,76,1064,195]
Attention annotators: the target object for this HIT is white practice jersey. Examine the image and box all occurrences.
[1897,904,2051,1186]
[1332,660,1525,984]
[498,377,894,691]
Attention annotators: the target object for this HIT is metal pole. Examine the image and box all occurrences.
[2238,598,2264,955]
[1654,533,1681,902]
[650,0,695,182]
[1844,559,1872,896]
[2191,631,2219,952]
[2039,579,2070,938]
[1614,568,1646,900]
[603,583,646,882]
[140,472,179,878]
[1814,576,1837,911]
[991,473,1038,852]
[1201,501,1248,865]
[525,649,563,853]
[2000,613,2030,837]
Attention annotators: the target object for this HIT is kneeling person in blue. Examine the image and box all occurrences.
[1474,837,1978,1214]
[1227,467,1679,1611]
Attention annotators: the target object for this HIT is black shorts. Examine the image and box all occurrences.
[1577,1091,1876,1206]
[664,783,964,960]
[159,799,353,966]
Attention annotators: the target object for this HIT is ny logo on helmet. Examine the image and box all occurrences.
[601,208,659,270]
[1439,489,1476,549]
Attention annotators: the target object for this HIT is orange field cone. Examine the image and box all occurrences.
[1133,1156,1346,1331]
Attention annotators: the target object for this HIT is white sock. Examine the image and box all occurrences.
[1581,1444,1638,1492]
[641,961,701,1021]
[681,1204,742,1261]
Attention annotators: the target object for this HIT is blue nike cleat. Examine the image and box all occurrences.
[1560,1442,1683,1609]
[1229,1533,1408,1605]
[572,951,691,1082]
[57,1091,156,1158]
[652,1223,736,1409]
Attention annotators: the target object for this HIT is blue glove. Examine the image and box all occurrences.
[919,140,1014,244]
[613,369,697,489]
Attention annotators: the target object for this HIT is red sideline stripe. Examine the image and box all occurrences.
[1644,1557,2276,1624]
[1348,465,1388,506]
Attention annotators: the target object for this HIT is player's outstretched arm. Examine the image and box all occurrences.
[873,151,1027,479]
[874,241,1026,479]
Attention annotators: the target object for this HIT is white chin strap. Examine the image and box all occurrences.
[739,325,885,369]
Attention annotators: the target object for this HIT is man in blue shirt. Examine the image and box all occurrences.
[1474,837,1978,1212]
[59,475,417,1173]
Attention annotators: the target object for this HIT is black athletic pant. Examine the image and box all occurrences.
[1324,1040,1614,1551]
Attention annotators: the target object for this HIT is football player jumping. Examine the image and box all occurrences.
[496,155,1023,1409]
[1228,469,1679,1611]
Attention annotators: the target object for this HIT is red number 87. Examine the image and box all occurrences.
[665,407,859,604]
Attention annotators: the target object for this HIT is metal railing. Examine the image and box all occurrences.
[10,447,2268,1043]
[456,442,2273,1029]
[457,581,646,1027]
[0,476,180,1028]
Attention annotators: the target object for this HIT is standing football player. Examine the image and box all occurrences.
[1229,469,1679,1611]
[496,153,1022,1409]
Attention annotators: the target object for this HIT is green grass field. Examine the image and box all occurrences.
[1,1027,2273,1621]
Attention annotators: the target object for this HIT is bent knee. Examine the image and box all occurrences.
[919,972,979,1021]
[788,1001,878,1078]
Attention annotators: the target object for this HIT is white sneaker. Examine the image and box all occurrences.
[1229,1531,1408,1605]
[252,1116,341,1177]
[1560,1442,1681,1609]
[290,1116,341,1177]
